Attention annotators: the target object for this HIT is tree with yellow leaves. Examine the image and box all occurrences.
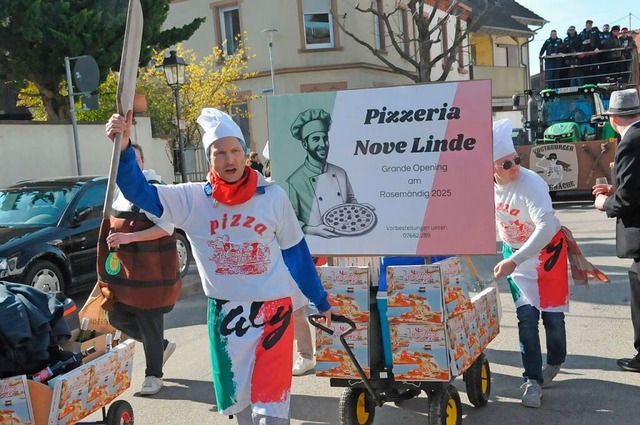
[18,38,257,149]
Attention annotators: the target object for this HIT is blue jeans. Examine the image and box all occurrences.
[516,304,566,384]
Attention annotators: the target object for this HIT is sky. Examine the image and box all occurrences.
[514,1,640,69]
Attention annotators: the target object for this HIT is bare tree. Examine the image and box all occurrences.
[335,0,493,83]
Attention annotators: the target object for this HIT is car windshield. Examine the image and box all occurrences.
[0,185,81,226]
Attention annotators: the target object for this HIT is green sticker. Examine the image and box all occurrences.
[105,252,121,275]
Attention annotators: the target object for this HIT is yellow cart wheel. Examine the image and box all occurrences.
[428,384,462,425]
[464,353,491,407]
[339,387,376,425]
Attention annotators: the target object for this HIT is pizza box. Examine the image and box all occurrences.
[0,375,35,425]
[390,324,450,381]
[318,266,370,323]
[439,257,473,319]
[446,314,472,376]
[315,322,369,379]
[386,264,444,324]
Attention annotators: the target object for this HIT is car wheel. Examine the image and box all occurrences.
[24,260,64,293]
[176,232,191,278]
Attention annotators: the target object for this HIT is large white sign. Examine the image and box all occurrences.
[268,81,495,256]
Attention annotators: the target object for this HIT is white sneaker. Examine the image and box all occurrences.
[292,357,315,376]
[521,379,542,408]
[542,364,561,388]
[140,376,163,396]
[163,341,176,366]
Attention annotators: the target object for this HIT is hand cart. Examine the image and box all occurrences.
[309,260,496,425]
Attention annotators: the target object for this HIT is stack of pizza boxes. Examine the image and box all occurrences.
[385,263,450,381]
[441,257,501,377]
[46,339,136,425]
[439,257,476,376]
[315,266,370,378]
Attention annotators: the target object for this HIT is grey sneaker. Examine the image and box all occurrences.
[163,341,177,366]
[521,379,542,408]
[542,364,561,388]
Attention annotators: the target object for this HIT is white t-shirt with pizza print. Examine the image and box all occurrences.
[155,174,304,302]
[494,167,560,266]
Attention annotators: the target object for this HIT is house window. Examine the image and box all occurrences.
[497,44,519,67]
[230,103,252,150]
[302,0,334,49]
[219,5,241,55]
[373,0,385,50]
[401,8,410,55]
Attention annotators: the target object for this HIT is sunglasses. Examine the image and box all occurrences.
[498,156,521,170]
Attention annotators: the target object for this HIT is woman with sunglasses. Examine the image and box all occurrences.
[491,119,568,409]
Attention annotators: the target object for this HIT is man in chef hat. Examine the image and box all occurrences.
[105,108,332,424]
[491,118,568,408]
[287,108,371,237]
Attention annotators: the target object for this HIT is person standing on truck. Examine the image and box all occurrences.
[602,26,623,79]
[563,26,584,87]
[579,19,601,83]
[619,28,637,83]
[539,30,564,89]
[593,88,640,373]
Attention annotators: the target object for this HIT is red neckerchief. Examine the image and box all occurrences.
[207,166,258,205]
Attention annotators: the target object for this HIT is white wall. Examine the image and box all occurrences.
[0,117,175,187]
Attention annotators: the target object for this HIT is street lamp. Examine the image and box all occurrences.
[161,50,189,182]
[261,29,277,95]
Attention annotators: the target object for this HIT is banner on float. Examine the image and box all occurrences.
[530,144,579,191]
[267,80,495,256]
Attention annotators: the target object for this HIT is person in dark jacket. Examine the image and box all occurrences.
[579,20,601,82]
[602,26,623,78]
[248,151,264,174]
[620,28,637,83]
[564,26,584,87]
[539,30,564,88]
[593,89,640,373]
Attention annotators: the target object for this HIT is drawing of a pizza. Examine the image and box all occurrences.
[322,203,377,236]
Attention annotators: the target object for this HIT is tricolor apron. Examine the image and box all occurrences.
[503,230,569,312]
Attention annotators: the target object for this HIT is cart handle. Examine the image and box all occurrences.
[308,313,356,335]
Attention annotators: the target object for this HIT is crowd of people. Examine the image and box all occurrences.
[539,19,637,88]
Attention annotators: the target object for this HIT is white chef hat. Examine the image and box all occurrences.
[492,119,516,161]
[197,108,248,157]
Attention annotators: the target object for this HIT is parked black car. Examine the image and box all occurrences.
[0,176,191,295]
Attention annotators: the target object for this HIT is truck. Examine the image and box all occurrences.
[511,48,639,195]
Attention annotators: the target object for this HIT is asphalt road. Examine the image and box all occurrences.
[79,199,640,424]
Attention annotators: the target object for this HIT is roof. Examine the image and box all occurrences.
[8,176,106,189]
[465,0,547,37]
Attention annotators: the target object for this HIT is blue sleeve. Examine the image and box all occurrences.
[117,145,164,217]
[282,239,331,313]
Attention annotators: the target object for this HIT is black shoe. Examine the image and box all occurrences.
[616,357,640,372]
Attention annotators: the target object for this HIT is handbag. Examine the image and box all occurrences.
[78,282,117,334]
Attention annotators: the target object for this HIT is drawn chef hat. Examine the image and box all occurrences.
[290,108,332,141]
[492,119,516,161]
[197,108,248,159]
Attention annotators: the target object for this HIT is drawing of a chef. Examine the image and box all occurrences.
[287,108,359,238]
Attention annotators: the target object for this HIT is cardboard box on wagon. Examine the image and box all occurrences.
[438,257,473,318]
[61,330,108,363]
[446,314,472,376]
[0,375,35,425]
[390,324,450,381]
[386,265,444,324]
[315,322,369,379]
[318,266,370,323]
[471,293,490,350]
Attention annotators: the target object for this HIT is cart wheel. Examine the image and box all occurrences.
[428,385,462,425]
[464,353,491,407]
[106,400,134,425]
[339,388,376,425]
